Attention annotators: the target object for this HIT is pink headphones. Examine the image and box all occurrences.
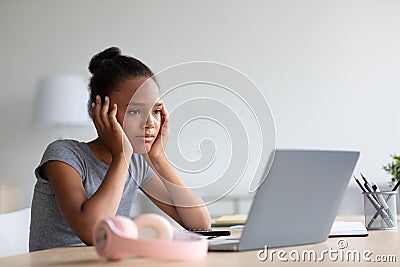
[93,213,208,261]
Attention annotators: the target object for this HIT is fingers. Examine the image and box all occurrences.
[109,103,117,118]
[100,96,111,128]
[108,103,119,127]
[161,105,170,128]
[92,95,104,132]
[161,104,169,118]
[92,95,115,132]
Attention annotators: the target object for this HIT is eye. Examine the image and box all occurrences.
[153,109,162,116]
[127,109,141,115]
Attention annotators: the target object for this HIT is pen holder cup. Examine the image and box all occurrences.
[363,191,397,230]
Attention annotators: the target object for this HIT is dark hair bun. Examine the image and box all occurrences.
[88,47,121,74]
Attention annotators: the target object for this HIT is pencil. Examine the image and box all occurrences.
[392,179,400,191]
[354,175,366,192]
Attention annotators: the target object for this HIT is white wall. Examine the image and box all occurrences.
[0,0,399,215]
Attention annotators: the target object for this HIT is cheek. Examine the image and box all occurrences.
[123,118,142,135]
[155,118,161,132]
[116,110,126,126]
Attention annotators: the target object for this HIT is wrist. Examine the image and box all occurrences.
[148,152,168,166]
[111,152,132,165]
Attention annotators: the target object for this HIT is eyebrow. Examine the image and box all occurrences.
[126,101,163,107]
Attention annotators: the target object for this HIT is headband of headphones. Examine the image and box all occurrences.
[93,213,208,261]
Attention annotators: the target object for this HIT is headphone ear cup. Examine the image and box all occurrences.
[133,213,173,241]
[110,216,138,239]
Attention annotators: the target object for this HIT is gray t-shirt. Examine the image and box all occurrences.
[29,139,154,252]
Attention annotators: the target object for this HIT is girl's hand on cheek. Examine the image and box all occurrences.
[92,95,133,160]
[148,105,170,161]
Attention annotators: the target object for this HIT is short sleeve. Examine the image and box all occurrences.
[142,159,155,186]
[34,140,85,183]
[130,153,155,186]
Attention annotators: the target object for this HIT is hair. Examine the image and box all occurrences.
[87,47,155,118]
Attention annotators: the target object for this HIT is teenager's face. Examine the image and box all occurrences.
[111,76,162,154]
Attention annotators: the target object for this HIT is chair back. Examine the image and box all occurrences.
[0,208,31,258]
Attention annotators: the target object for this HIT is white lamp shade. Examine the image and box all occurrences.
[33,75,91,127]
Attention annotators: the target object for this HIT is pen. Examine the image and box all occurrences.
[360,173,374,192]
[371,182,389,209]
[355,175,393,228]
[392,179,400,192]
[371,181,396,223]
[372,182,395,219]
[361,173,382,205]
[354,175,366,192]
[361,173,390,210]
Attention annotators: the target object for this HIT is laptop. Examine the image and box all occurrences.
[208,149,360,251]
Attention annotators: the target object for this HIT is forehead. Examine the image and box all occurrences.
[113,77,160,105]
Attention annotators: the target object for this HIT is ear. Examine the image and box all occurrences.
[133,213,173,240]
[109,216,138,239]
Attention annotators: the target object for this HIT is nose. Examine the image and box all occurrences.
[143,112,155,129]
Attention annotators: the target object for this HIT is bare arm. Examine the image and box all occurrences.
[43,155,128,244]
[143,105,211,230]
[141,163,211,230]
[45,96,133,244]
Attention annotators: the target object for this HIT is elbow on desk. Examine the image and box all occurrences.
[71,222,97,246]
[76,231,94,247]
[186,220,212,231]
[181,214,212,231]
[199,216,212,230]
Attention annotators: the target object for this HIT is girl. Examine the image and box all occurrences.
[29,47,211,252]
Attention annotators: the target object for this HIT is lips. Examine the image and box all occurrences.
[137,134,155,143]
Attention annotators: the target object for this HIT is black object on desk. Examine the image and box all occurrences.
[191,230,231,237]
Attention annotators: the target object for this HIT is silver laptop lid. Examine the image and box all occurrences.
[238,149,360,250]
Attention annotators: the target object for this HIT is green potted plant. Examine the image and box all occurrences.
[382,153,400,188]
